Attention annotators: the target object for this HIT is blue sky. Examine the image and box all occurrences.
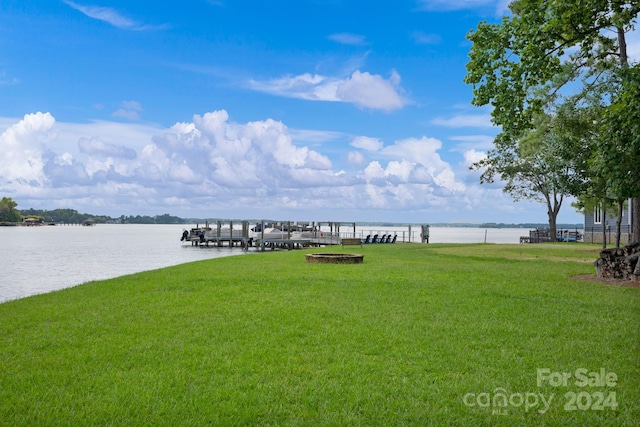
[0,0,612,224]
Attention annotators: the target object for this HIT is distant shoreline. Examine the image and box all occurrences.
[7,214,584,230]
[16,205,584,229]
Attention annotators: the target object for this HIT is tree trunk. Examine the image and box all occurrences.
[602,203,607,249]
[618,26,628,68]
[617,28,639,245]
[548,212,557,242]
[546,192,562,242]
[615,199,623,248]
[633,198,640,245]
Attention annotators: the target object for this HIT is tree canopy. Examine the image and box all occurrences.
[466,0,639,136]
[0,197,22,223]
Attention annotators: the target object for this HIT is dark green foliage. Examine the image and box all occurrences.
[0,197,21,222]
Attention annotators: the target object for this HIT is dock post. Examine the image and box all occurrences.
[421,225,430,243]
[242,221,249,250]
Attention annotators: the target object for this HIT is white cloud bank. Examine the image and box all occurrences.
[0,110,546,221]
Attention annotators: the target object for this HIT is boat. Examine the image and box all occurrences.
[249,223,316,241]
[181,226,211,243]
[181,226,241,241]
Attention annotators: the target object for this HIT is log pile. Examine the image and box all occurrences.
[594,243,640,281]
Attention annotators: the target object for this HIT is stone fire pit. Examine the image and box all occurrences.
[305,253,364,264]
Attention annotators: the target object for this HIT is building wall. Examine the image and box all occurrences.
[584,199,633,243]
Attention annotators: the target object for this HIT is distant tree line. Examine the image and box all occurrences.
[2,196,584,228]
[20,208,110,224]
[19,209,186,224]
[120,214,185,224]
[0,196,188,224]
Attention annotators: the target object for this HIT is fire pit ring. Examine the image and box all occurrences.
[305,253,364,264]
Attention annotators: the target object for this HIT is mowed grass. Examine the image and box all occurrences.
[0,243,638,426]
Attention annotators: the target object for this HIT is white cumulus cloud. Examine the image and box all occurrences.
[347,151,366,167]
[0,112,55,186]
[249,70,407,111]
[350,136,384,151]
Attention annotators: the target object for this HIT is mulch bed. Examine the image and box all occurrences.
[572,273,640,288]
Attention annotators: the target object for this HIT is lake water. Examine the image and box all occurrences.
[0,224,528,303]
[0,224,250,303]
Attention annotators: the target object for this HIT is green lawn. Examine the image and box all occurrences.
[1,243,638,426]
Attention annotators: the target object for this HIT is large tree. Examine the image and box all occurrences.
[465,0,640,242]
[471,106,595,239]
[0,197,21,223]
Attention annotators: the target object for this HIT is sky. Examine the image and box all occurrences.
[2,0,631,224]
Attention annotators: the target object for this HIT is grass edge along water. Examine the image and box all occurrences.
[0,243,638,426]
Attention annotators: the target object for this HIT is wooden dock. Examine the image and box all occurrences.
[181,220,428,250]
[183,220,252,249]
[182,220,343,251]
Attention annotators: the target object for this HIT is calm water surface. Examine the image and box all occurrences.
[0,224,249,303]
[0,224,528,303]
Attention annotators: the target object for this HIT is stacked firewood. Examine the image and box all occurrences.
[594,243,640,281]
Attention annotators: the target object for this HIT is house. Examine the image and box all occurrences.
[584,198,634,244]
